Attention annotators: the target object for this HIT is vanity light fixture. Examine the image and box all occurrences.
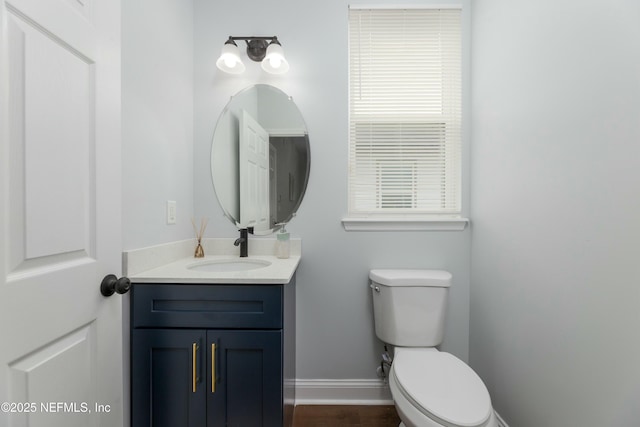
[216,36,289,75]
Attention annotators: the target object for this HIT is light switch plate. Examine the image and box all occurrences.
[167,200,176,224]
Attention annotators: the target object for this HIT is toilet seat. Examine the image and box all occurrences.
[392,348,492,427]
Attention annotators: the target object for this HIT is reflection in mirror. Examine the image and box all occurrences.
[211,84,310,235]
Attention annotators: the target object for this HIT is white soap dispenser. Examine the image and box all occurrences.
[275,223,290,259]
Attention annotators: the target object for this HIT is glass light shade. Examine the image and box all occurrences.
[216,43,245,74]
[261,43,289,74]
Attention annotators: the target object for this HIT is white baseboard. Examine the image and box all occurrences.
[295,379,393,405]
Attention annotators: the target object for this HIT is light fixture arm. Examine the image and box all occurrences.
[217,35,288,74]
[224,36,280,62]
[225,36,279,42]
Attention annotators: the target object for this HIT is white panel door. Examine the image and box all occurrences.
[0,0,123,426]
[239,109,270,233]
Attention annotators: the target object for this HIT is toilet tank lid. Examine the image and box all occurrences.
[369,269,452,287]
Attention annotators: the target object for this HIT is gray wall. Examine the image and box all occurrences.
[122,0,194,250]
[470,0,640,425]
[193,0,472,379]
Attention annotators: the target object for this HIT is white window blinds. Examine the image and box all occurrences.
[348,8,462,215]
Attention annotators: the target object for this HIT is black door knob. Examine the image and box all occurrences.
[100,274,131,297]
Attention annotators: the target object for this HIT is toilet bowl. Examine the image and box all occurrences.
[369,269,498,427]
[389,348,497,427]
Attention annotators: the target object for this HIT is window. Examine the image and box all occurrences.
[347,7,463,228]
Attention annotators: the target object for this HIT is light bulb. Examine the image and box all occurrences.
[269,56,281,68]
[262,42,289,74]
[216,41,245,74]
[224,56,236,68]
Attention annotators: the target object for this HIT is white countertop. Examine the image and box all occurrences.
[128,254,300,284]
[124,238,301,285]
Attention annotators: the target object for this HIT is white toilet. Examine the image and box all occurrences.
[370,269,498,427]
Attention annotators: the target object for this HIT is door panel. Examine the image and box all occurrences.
[7,6,95,269]
[8,323,96,427]
[0,1,122,426]
[239,109,270,233]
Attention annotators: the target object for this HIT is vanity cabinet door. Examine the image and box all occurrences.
[207,330,283,427]
[132,329,207,427]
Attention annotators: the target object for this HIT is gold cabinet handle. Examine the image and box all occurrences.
[211,343,216,393]
[192,343,198,393]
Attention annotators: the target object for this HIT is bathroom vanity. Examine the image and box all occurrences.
[125,83,308,427]
[125,239,300,427]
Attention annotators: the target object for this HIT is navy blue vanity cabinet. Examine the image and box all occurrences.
[131,329,206,427]
[131,276,296,427]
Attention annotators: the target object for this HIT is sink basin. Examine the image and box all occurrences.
[187,258,271,272]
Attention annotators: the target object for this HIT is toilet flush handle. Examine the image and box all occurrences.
[369,283,380,293]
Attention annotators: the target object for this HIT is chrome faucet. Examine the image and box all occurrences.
[234,227,253,257]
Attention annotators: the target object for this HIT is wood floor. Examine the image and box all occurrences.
[293,405,401,427]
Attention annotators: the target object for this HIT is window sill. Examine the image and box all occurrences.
[341,217,469,231]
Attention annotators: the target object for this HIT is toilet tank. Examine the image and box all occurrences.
[370,269,451,347]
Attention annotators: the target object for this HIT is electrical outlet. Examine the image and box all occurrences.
[167,200,176,224]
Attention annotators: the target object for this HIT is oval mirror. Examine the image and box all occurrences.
[211,84,310,235]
